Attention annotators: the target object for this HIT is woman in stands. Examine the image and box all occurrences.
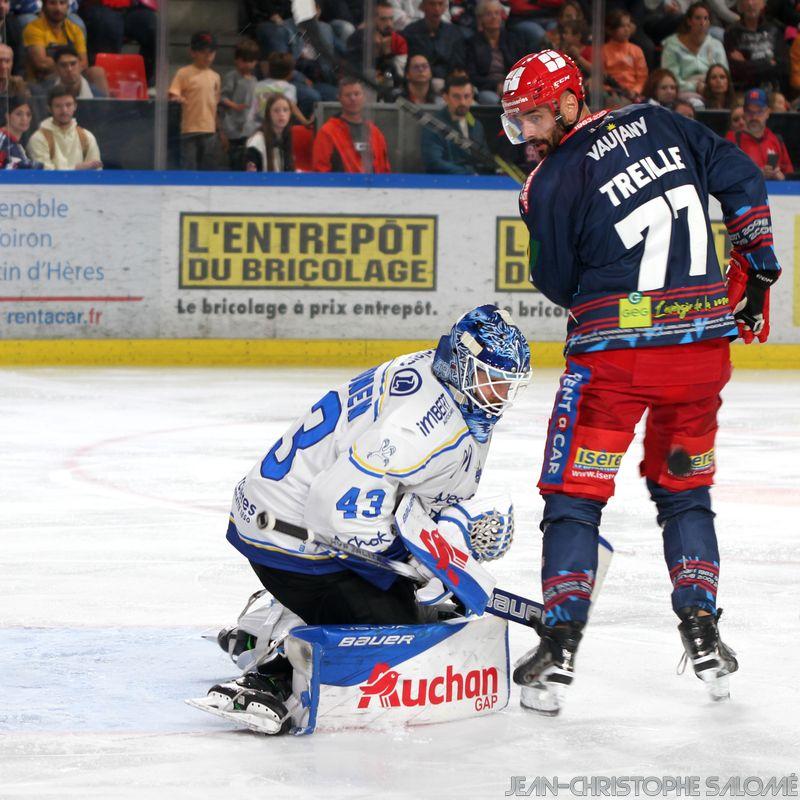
[0,94,42,169]
[644,67,679,109]
[660,2,728,99]
[245,93,295,172]
[726,102,746,135]
[702,63,736,108]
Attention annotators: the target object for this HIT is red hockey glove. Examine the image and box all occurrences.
[726,251,780,344]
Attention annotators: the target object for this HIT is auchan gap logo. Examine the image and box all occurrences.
[358,662,499,711]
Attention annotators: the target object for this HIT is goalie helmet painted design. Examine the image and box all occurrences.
[501,50,584,144]
[432,304,531,442]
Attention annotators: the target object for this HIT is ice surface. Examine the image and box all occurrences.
[1,366,798,800]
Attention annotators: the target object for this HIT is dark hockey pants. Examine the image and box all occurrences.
[250,561,422,626]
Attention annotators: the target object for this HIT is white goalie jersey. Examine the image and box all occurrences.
[228,350,490,576]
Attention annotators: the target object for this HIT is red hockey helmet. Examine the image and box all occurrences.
[501,50,585,144]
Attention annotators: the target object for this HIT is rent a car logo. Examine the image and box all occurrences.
[358,662,499,712]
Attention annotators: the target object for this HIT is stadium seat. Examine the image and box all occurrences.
[95,53,148,100]
[292,125,315,172]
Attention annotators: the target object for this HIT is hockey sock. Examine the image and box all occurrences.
[648,481,720,616]
[540,494,604,626]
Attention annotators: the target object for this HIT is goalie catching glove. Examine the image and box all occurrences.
[435,494,514,562]
[395,494,515,614]
[726,249,780,344]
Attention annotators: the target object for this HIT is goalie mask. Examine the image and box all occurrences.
[432,304,531,442]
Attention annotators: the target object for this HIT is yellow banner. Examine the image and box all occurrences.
[495,218,536,292]
[179,214,437,289]
[496,218,730,292]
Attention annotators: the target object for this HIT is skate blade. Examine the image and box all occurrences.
[701,673,731,702]
[519,683,562,716]
[185,697,287,735]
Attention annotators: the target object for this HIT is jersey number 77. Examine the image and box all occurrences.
[614,183,709,291]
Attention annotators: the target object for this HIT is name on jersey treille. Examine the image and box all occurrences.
[598,146,687,208]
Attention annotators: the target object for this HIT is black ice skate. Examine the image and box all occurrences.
[513,621,584,716]
[677,608,738,702]
[187,671,294,735]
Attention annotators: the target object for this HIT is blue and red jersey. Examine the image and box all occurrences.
[519,103,780,355]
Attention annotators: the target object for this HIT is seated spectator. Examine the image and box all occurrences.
[312,77,391,172]
[168,31,221,170]
[644,67,679,107]
[769,90,789,111]
[403,0,465,83]
[603,9,648,99]
[31,43,107,96]
[221,39,259,170]
[728,100,745,130]
[79,0,157,85]
[466,0,527,104]
[245,93,295,171]
[247,53,311,133]
[395,52,444,104]
[347,0,408,91]
[27,83,102,168]
[421,73,488,174]
[6,0,85,65]
[674,97,696,115]
[555,19,592,76]
[11,0,83,31]
[726,87,793,178]
[0,42,28,96]
[724,0,787,91]
[545,0,586,45]
[702,62,735,107]
[22,0,88,82]
[661,2,729,96]
[1,94,42,169]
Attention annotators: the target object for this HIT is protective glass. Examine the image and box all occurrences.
[461,357,531,417]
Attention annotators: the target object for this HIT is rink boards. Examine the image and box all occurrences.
[1,173,798,367]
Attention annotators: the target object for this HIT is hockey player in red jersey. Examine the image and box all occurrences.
[501,50,781,713]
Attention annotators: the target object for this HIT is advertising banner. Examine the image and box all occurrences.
[1,178,798,344]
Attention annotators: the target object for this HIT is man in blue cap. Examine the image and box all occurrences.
[726,88,793,180]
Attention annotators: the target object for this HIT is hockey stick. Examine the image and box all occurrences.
[290,0,527,184]
[256,510,551,628]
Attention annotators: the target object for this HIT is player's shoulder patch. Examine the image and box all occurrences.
[389,367,423,397]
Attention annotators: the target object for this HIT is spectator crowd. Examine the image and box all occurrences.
[1,0,158,169]
[1,0,798,177]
